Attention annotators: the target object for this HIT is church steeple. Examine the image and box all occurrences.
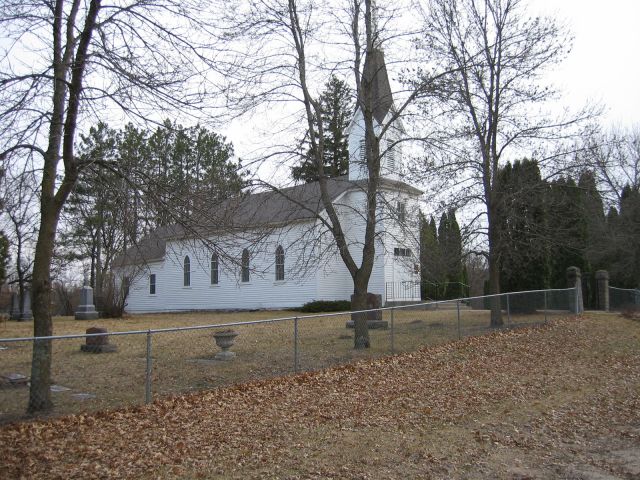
[362,50,393,124]
[348,0,401,182]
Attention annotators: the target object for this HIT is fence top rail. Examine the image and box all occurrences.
[0,287,575,343]
[609,286,640,293]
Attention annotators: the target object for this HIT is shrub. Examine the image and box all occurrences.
[98,273,129,318]
[297,300,351,313]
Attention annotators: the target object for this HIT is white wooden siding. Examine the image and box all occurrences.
[125,223,318,313]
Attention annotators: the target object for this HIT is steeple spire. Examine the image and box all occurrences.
[371,0,380,48]
[362,0,393,124]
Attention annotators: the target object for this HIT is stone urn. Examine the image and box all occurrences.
[213,329,238,361]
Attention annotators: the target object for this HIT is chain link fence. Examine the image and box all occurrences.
[609,286,640,311]
[0,288,575,423]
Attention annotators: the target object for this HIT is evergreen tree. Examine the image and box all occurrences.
[546,177,588,288]
[616,185,640,287]
[419,213,442,300]
[291,75,353,183]
[438,209,464,299]
[146,120,243,225]
[62,122,133,304]
[62,120,245,309]
[496,159,549,293]
[577,170,607,305]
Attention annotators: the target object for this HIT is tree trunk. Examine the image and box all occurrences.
[28,202,60,413]
[487,202,503,327]
[351,277,370,349]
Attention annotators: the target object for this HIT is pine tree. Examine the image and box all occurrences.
[419,213,442,300]
[617,185,640,287]
[437,209,464,299]
[576,170,607,305]
[291,75,353,183]
[496,159,549,294]
[62,120,245,310]
[547,177,588,288]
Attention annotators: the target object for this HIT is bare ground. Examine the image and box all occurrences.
[0,312,639,479]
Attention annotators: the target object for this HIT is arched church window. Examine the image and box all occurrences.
[241,249,250,283]
[183,256,191,287]
[275,246,285,281]
[211,253,219,285]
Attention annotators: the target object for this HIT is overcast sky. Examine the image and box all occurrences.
[529,0,639,127]
[225,0,639,162]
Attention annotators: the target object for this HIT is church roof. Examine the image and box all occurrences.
[362,49,394,124]
[114,175,422,266]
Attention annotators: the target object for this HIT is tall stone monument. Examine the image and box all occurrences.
[10,290,33,321]
[75,278,99,320]
[19,290,33,321]
[9,292,20,320]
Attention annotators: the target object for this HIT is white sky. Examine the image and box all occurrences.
[522,0,639,127]
[223,0,640,162]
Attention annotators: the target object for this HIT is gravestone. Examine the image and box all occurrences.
[71,392,97,400]
[75,281,99,320]
[19,290,33,321]
[0,373,29,387]
[80,327,117,353]
[10,290,33,321]
[595,270,609,312]
[346,293,388,329]
[9,292,20,321]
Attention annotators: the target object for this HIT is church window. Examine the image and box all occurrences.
[397,201,406,223]
[211,253,219,285]
[183,256,191,287]
[149,274,156,295]
[394,247,412,257]
[241,249,250,283]
[386,138,396,171]
[275,245,285,281]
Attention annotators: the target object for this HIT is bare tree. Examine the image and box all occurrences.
[218,0,439,348]
[1,168,39,318]
[578,126,640,205]
[413,0,593,325]
[0,0,229,413]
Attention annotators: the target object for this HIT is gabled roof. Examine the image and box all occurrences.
[114,175,422,267]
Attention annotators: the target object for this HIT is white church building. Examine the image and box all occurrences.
[117,49,422,313]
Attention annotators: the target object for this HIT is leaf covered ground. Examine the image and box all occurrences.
[1,313,639,479]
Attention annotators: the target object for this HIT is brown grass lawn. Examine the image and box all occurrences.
[1,312,638,479]
[0,306,557,422]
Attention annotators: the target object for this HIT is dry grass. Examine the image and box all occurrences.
[0,306,559,422]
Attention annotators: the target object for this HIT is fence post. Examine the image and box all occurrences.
[566,266,583,314]
[456,300,461,340]
[506,293,511,328]
[294,316,299,373]
[390,307,395,354]
[145,330,152,404]
[544,290,548,324]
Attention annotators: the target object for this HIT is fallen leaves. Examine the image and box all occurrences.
[0,314,638,479]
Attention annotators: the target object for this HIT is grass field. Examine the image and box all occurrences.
[0,312,638,479]
[0,303,568,422]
